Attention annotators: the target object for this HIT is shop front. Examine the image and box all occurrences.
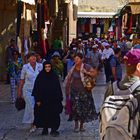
[77,12,116,40]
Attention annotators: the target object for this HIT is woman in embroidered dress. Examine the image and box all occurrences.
[7,50,22,103]
[17,52,43,131]
[65,53,98,132]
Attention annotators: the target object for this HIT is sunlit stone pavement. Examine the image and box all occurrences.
[0,70,107,140]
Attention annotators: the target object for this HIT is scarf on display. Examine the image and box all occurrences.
[64,63,86,96]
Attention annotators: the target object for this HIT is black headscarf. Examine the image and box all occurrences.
[32,60,63,106]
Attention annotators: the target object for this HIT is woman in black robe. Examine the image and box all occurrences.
[32,61,63,136]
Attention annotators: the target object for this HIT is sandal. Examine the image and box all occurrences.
[29,127,36,133]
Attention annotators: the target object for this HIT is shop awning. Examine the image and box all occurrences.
[78,12,117,18]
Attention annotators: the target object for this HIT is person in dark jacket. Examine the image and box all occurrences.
[32,61,63,136]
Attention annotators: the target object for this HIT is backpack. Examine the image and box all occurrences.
[99,81,140,140]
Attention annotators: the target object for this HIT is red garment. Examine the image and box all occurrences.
[85,20,90,33]
[127,15,132,34]
[65,96,71,115]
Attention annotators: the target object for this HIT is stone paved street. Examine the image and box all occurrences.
[0,71,107,140]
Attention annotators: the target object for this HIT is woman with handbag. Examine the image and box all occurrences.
[64,52,98,132]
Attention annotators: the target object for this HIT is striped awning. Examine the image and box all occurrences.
[78,12,117,18]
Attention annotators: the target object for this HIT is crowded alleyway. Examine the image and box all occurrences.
[0,71,106,140]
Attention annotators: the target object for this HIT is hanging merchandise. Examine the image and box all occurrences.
[17,36,22,53]
[91,18,96,24]
[26,9,32,21]
[85,19,90,33]
[31,10,37,31]
[81,24,85,33]
[93,24,97,34]
[19,0,35,5]
[90,24,93,33]
[23,38,29,56]
[127,14,132,34]
[24,21,31,38]
[16,1,23,36]
[44,0,49,21]
[97,27,101,38]
[104,19,109,33]
[122,13,128,30]
[37,0,47,57]
[108,25,113,32]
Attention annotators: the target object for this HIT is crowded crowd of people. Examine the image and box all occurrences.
[4,36,140,137]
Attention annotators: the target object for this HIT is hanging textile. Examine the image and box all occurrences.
[93,24,97,34]
[23,38,29,56]
[37,0,47,57]
[44,0,49,21]
[90,23,93,33]
[41,1,45,28]
[122,13,128,30]
[81,24,85,33]
[19,0,35,5]
[84,18,90,33]
[31,10,37,31]
[17,36,22,53]
[91,18,96,24]
[24,21,31,38]
[16,1,23,36]
[26,9,32,21]
[104,19,109,33]
[127,14,132,34]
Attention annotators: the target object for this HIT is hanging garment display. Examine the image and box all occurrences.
[91,18,96,24]
[90,24,93,33]
[104,19,109,33]
[122,13,128,30]
[19,0,35,5]
[16,1,23,36]
[23,38,29,56]
[84,19,90,33]
[26,9,32,21]
[31,10,37,31]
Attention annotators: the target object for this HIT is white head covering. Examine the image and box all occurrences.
[92,44,98,48]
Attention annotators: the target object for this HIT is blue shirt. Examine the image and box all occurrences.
[110,56,122,81]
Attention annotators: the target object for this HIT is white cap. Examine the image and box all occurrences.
[94,38,100,42]
[117,45,121,48]
[92,44,98,48]
[101,42,106,47]
[104,42,110,47]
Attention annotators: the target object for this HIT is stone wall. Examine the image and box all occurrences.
[0,0,17,81]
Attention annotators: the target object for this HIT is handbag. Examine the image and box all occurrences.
[83,75,95,91]
[15,97,25,111]
[65,96,71,115]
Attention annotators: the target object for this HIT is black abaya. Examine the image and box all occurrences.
[32,62,63,129]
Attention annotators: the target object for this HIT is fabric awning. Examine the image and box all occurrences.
[77,12,116,18]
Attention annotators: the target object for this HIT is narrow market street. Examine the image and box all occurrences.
[0,71,106,140]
